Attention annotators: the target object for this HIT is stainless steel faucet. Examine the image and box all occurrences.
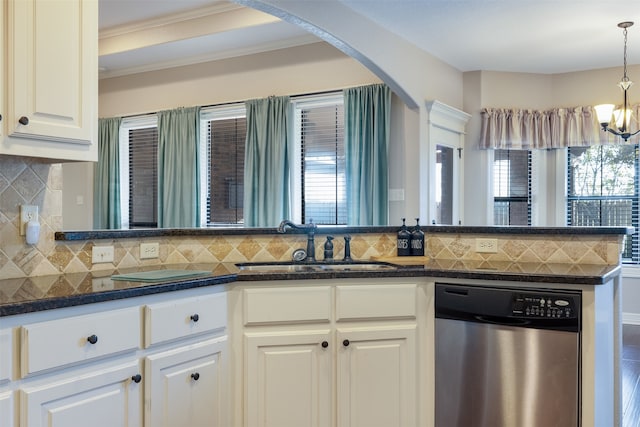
[278,219,317,262]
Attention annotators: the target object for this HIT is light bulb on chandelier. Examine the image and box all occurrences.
[594,21,640,141]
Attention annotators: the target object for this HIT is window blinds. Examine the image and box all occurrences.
[493,149,531,225]
[300,103,346,225]
[128,127,158,228]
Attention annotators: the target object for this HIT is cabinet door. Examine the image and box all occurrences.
[5,0,97,160]
[0,390,13,427]
[0,328,12,383]
[145,336,228,427]
[20,359,142,427]
[245,330,332,427]
[337,325,417,427]
[0,0,4,140]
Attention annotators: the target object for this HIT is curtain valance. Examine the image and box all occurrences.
[479,105,640,149]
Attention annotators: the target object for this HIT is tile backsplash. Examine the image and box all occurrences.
[0,156,63,279]
[0,156,624,280]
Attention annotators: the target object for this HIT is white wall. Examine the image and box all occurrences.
[621,272,640,325]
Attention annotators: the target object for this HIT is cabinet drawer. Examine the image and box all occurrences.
[20,307,140,376]
[244,286,331,325]
[144,292,226,347]
[336,284,417,320]
[0,329,12,382]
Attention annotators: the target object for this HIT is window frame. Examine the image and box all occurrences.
[200,104,247,227]
[566,144,639,263]
[492,148,532,226]
[117,92,346,229]
[291,92,345,224]
[119,114,158,230]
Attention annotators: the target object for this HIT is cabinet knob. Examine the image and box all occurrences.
[131,374,142,383]
[0,114,2,121]
[190,314,199,322]
[87,334,98,344]
[343,339,350,347]
[18,116,29,125]
[191,372,200,381]
[321,341,329,348]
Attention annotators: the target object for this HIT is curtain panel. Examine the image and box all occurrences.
[157,106,201,228]
[344,83,391,225]
[94,117,122,229]
[243,96,292,227]
[479,105,640,149]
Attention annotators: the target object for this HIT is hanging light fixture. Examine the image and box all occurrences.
[594,21,640,141]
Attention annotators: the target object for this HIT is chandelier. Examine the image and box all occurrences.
[594,21,640,141]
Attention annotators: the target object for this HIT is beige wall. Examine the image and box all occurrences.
[71,41,423,230]
[99,42,381,117]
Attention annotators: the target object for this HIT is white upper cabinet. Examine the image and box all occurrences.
[2,0,98,161]
[0,1,4,140]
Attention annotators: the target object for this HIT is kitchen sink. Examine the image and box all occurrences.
[236,261,400,273]
[235,263,318,273]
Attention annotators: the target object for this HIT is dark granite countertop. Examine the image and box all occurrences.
[0,260,621,317]
[55,225,634,241]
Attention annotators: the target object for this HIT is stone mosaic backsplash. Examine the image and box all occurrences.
[0,156,624,280]
[22,231,625,279]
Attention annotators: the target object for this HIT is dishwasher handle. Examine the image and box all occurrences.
[474,315,530,327]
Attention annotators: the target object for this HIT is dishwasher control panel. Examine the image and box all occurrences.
[512,294,577,319]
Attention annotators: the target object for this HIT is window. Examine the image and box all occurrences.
[202,107,246,226]
[120,116,159,229]
[435,145,455,225]
[294,95,346,225]
[493,149,531,225]
[567,145,638,261]
[118,93,347,229]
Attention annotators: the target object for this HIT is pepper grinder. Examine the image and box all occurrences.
[343,235,352,261]
[324,236,334,261]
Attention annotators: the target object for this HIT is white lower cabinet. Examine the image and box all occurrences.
[0,390,13,427]
[245,329,332,427]
[145,336,228,427]
[3,287,229,427]
[20,359,142,427]
[336,326,417,427]
[238,280,423,427]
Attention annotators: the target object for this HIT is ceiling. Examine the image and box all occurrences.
[98,0,640,79]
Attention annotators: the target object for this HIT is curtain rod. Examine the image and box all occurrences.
[118,88,347,120]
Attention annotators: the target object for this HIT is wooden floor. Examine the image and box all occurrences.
[623,324,640,427]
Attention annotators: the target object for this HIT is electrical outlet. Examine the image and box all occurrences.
[476,238,498,253]
[92,277,114,291]
[92,246,114,264]
[140,242,159,259]
[20,205,38,235]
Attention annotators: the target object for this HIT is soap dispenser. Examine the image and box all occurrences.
[410,218,425,256]
[324,236,334,261]
[397,218,411,256]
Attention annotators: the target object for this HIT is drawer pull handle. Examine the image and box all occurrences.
[131,374,142,383]
[321,341,329,348]
[87,334,98,345]
[343,339,350,347]
[18,116,29,125]
[190,314,200,322]
[191,372,200,381]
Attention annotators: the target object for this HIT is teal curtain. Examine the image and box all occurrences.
[344,83,391,225]
[157,106,201,228]
[93,117,122,229]
[244,96,292,227]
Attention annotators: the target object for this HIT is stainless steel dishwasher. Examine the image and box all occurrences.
[435,283,581,427]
